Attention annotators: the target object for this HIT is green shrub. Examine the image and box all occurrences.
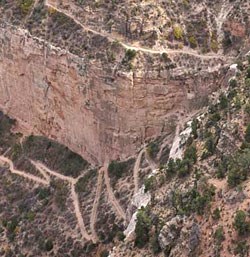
[171,184,215,216]
[219,93,228,109]
[135,208,151,248]
[216,156,230,179]
[45,239,53,252]
[214,226,225,245]
[166,158,177,176]
[52,181,68,210]
[227,149,250,187]
[176,158,191,177]
[191,118,199,139]
[147,142,159,159]
[23,136,89,178]
[223,32,232,48]
[244,103,250,115]
[212,208,221,220]
[161,52,171,62]
[20,0,34,14]
[116,231,125,241]
[233,210,250,236]
[173,25,183,40]
[211,40,219,52]
[189,36,197,48]
[234,241,249,257]
[209,112,221,122]
[144,176,156,192]
[184,145,197,164]
[125,49,136,61]
[150,233,161,254]
[229,78,237,88]
[202,136,216,159]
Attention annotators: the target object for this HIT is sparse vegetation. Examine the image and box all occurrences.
[75,170,96,193]
[21,135,89,178]
[171,183,215,215]
[108,158,134,179]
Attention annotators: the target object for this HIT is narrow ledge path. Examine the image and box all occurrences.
[45,1,227,60]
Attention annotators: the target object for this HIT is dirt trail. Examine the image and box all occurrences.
[30,159,50,183]
[0,155,128,242]
[133,148,145,195]
[90,168,104,243]
[71,183,93,241]
[0,156,49,185]
[103,163,127,221]
[29,160,93,241]
[45,1,226,60]
[32,161,76,184]
[31,161,92,241]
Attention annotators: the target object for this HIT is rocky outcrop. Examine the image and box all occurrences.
[158,216,183,251]
[188,222,200,253]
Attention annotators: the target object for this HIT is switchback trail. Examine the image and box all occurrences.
[31,161,93,241]
[0,156,49,185]
[103,163,127,221]
[0,156,93,242]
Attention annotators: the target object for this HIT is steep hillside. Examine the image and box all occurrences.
[0,0,250,256]
[109,57,250,257]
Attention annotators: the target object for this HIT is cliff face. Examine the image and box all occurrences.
[0,0,249,165]
[0,23,225,164]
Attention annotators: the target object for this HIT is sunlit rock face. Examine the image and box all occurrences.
[0,22,228,164]
[1,0,248,164]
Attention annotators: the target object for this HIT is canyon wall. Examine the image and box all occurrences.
[0,23,226,164]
